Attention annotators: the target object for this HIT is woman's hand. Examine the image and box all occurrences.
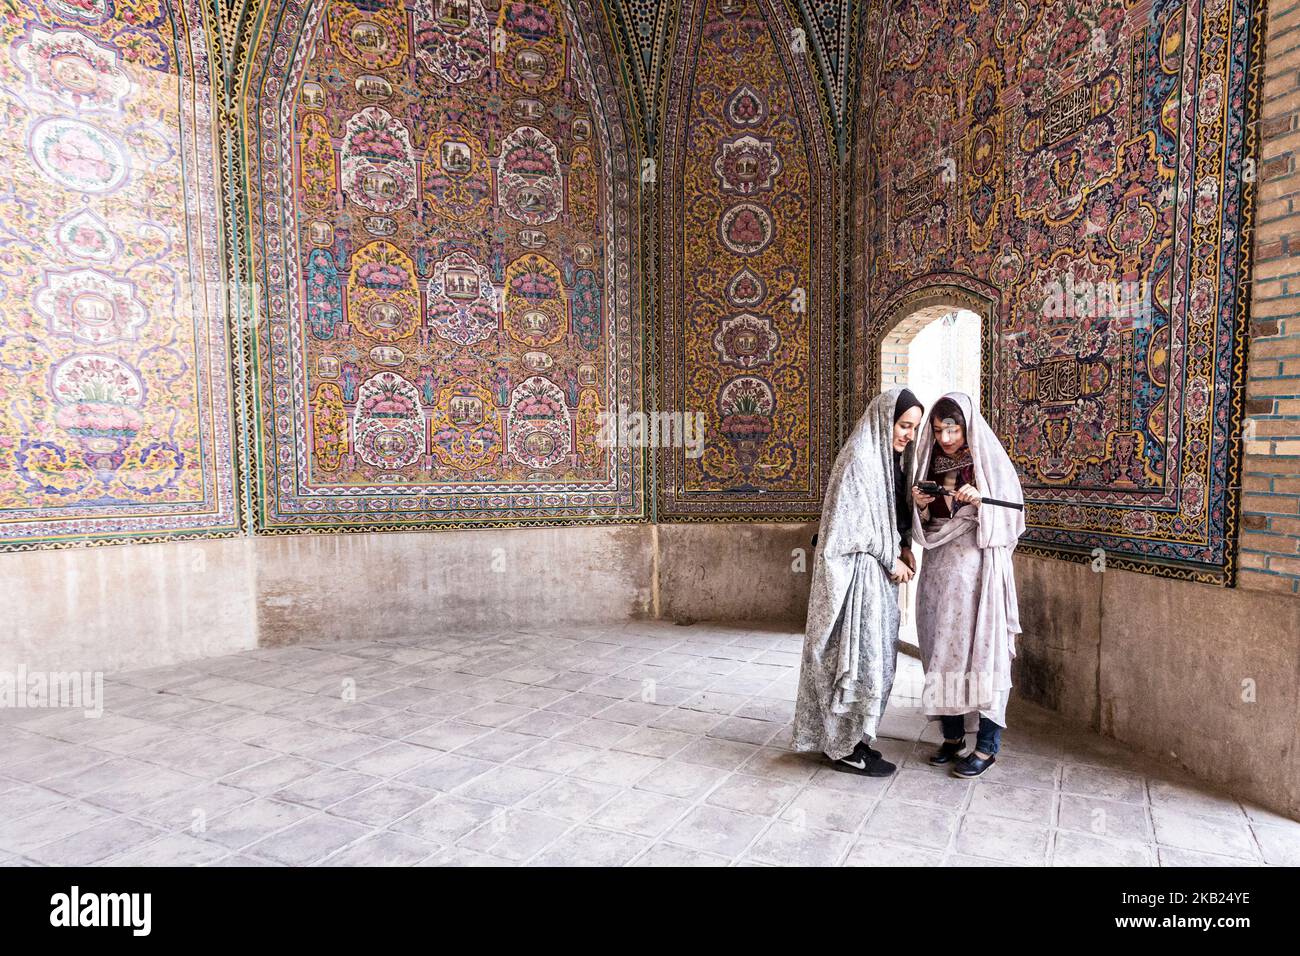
[954,483,982,506]
[890,557,914,583]
[899,547,916,572]
[911,485,935,508]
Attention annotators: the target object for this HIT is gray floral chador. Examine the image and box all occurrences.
[792,388,911,760]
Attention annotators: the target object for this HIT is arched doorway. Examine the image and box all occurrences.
[879,305,983,645]
[881,306,982,409]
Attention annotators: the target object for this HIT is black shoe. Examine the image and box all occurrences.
[831,741,896,777]
[928,739,968,766]
[951,752,996,777]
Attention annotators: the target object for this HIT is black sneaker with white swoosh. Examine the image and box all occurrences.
[831,740,896,777]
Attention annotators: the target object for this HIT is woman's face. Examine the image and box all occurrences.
[932,416,966,456]
[892,406,923,451]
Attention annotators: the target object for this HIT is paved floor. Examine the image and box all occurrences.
[1,622,1296,866]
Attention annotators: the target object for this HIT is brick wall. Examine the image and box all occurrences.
[879,306,949,387]
[1241,0,1300,592]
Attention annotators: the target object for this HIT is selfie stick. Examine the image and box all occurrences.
[971,497,1023,511]
[918,482,1024,512]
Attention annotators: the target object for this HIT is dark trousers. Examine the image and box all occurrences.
[940,714,1002,755]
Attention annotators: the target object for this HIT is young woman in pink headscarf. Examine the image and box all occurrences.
[910,392,1025,777]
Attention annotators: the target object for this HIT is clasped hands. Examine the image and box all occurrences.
[891,547,915,584]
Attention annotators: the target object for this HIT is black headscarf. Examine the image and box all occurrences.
[893,388,923,424]
[892,389,923,549]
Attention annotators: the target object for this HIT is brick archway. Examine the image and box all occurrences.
[869,284,997,419]
[879,304,970,391]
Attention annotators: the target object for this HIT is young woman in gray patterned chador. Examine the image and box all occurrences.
[911,392,1025,778]
[792,387,924,777]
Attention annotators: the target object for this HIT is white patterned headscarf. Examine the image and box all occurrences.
[818,386,915,567]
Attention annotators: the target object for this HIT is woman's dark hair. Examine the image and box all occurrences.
[930,397,967,432]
